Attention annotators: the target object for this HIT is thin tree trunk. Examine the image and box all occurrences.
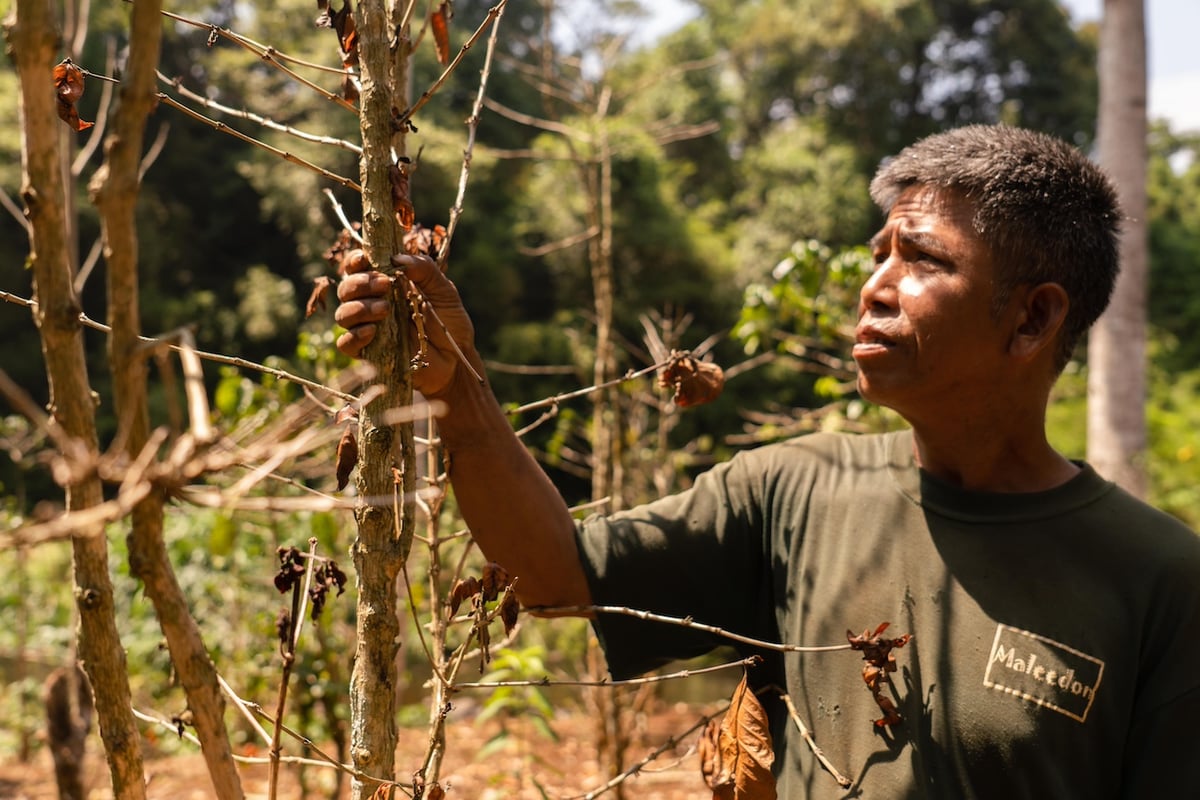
[5,2,147,797]
[348,1,414,796]
[1089,0,1148,497]
[88,5,245,796]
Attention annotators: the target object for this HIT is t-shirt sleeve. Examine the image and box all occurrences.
[1119,524,1200,796]
[575,447,783,680]
[1120,684,1200,797]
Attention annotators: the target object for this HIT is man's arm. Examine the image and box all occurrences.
[335,253,592,611]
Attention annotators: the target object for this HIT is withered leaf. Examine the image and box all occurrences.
[703,672,776,800]
[448,576,481,618]
[275,608,292,647]
[341,71,360,104]
[274,546,306,593]
[53,60,94,132]
[389,163,415,231]
[426,784,445,800]
[317,1,359,67]
[480,561,510,603]
[847,622,912,728]
[335,424,358,491]
[659,351,725,408]
[306,276,334,318]
[498,589,519,636]
[367,783,394,800]
[322,226,361,272]
[431,0,452,66]
[699,718,721,791]
[402,223,447,257]
[334,404,358,425]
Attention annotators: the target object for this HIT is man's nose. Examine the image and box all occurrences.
[859,257,898,315]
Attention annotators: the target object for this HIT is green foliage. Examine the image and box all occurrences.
[475,645,560,758]
[1147,125,1200,372]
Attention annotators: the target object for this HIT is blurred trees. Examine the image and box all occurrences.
[1,0,1195,510]
[1,1,1199,790]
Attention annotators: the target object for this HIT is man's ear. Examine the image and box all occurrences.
[1010,282,1069,361]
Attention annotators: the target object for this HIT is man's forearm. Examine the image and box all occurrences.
[431,371,593,611]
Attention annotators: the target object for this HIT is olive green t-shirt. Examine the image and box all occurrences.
[576,430,1200,798]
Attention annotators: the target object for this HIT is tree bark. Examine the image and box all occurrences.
[1089,0,1148,497]
[348,1,414,797]
[5,2,147,797]
[88,6,245,796]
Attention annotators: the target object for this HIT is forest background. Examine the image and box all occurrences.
[1,0,1199,797]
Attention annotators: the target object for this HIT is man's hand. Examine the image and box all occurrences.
[334,252,480,398]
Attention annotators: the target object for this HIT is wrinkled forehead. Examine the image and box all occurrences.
[876,184,982,238]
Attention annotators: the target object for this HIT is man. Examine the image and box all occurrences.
[335,125,1200,798]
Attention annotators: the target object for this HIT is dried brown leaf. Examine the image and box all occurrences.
[389,163,415,231]
[53,60,93,131]
[431,0,452,66]
[498,589,519,636]
[847,621,912,728]
[699,718,722,790]
[335,424,357,491]
[402,223,447,257]
[341,71,360,104]
[306,276,334,318]
[448,576,481,618]
[368,783,394,800]
[703,672,776,799]
[659,351,725,408]
[480,561,510,602]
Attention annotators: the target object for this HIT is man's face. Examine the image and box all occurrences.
[854,185,1015,421]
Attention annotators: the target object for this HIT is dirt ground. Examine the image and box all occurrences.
[0,700,719,799]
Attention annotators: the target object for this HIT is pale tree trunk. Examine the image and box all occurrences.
[589,127,619,511]
[1088,0,1148,497]
[5,1,147,797]
[348,1,415,797]
[88,0,245,796]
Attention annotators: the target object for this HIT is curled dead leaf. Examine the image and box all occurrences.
[702,672,776,799]
[402,223,447,258]
[847,622,912,728]
[659,351,725,408]
[448,576,481,618]
[480,561,510,602]
[431,0,452,66]
[306,276,334,318]
[335,424,357,491]
[341,71,360,104]
[53,60,94,131]
[389,163,415,231]
[316,0,359,67]
[367,782,394,800]
[498,589,519,636]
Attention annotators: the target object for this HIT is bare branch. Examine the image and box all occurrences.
[155,93,361,192]
[439,0,510,267]
[534,605,855,655]
[159,9,358,111]
[394,0,510,129]
[0,289,360,403]
[158,72,362,155]
[0,188,30,234]
[453,654,759,690]
[483,96,593,141]
[518,224,599,257]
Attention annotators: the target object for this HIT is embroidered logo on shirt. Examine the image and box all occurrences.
[982,624,1105,723]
